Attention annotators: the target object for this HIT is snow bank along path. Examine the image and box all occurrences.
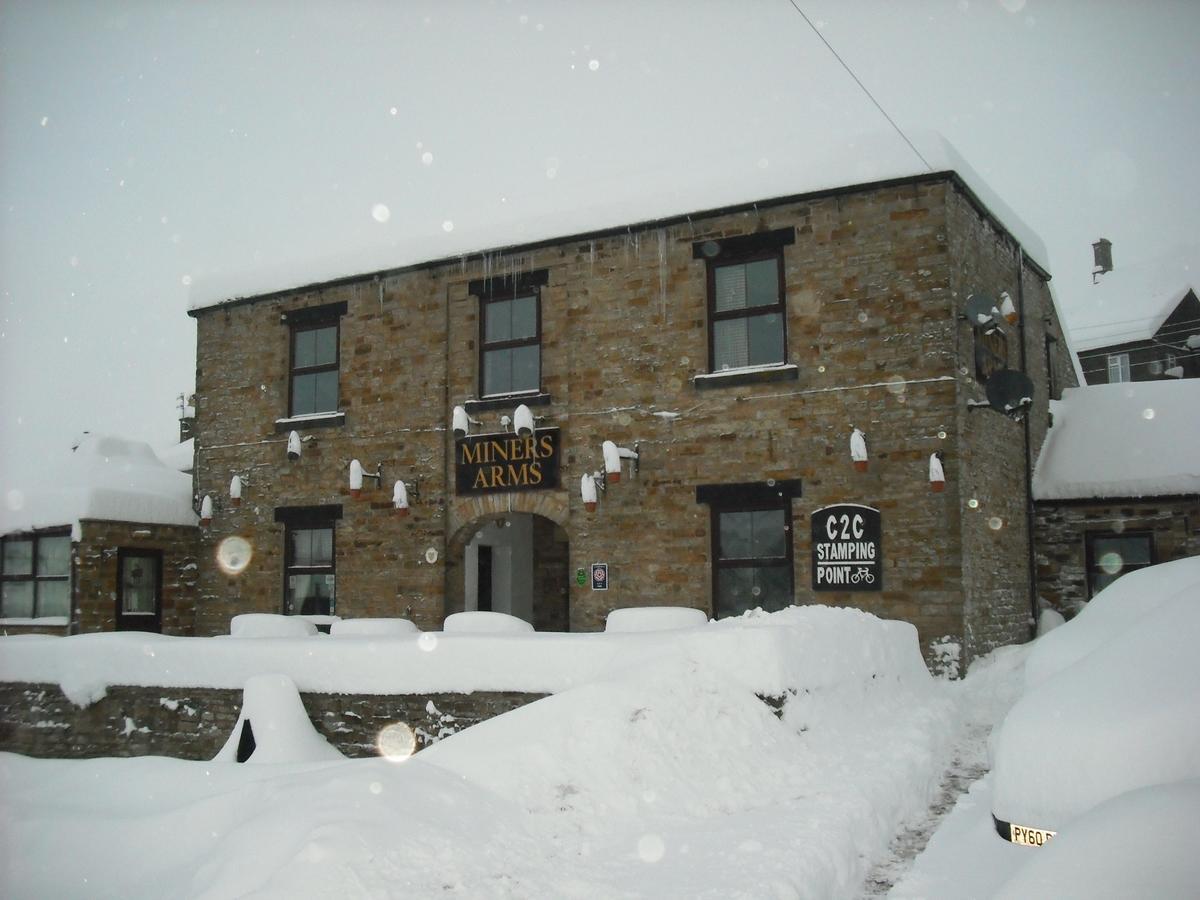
[0,605,962,898]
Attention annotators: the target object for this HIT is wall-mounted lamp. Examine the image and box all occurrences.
[392,480,409,517]
[349,459,383,499]
[452,405,483,438]
[998,292,1018,326]
[200,494,213,527]
[229,475,244,507]
[514,404,535,437]
[850,428,868,472]
[602,440,640,483]
[929,451,946,493]
[287,431,302,461]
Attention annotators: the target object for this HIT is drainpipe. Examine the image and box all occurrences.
[1016,247,1039,637]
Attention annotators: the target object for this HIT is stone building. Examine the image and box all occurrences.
[1033,379,1200,615]
[0,434,199,636]
[187,168,1077,669]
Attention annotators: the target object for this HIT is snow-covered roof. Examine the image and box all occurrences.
[0,434,197,536]
[188,131,1050,311]
[154,438,195,474]
[1032,380,1200,501]
[1068,244,1199,352]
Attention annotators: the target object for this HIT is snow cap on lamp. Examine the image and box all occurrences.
[513,403,535,438]
[929,452,946,492]
[452,405,470,439]
[850,428,868,472]
[200,494,213,526]
[230,475,243,507]
[286,431,302,461]
[602,440,622,483]
[349,459,364,498]
[998,292,1018,325]
[392,480,409,517]
[581,473,598,512]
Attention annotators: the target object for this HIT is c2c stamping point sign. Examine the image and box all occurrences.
[811,504,882,591]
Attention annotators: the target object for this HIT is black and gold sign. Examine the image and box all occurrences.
[455,428,560,494]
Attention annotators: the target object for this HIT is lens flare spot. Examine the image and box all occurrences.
[638,833,666,863]
[885,374,907,395]
[418,633,438,652]
[377,722,417,761]
[442,220,454,232]
[371,204,391,223]
[857,310,869,323]
[988,516,1003,530]
[588,59,600,71]
[369,781,383,795]
[967,498,980,509]
[1142,407,1155,420]
[1098,551,1125,575]
[216,536,253,576]
[421,151,433,166]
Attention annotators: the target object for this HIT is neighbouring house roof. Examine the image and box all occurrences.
[187,131,1051,313]
[155,438,195,474]
[1069,245,1199,352]
[1033,380,1200,501]
[0,434,197,537]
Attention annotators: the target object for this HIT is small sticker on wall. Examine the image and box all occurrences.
[591,563,608,591]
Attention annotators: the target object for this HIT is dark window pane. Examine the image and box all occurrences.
[3,539,33,576]
[38,581,70,618]
[747,312,785,366]
[744,258,779,308]
[312,326,337,366]
[287,574,334,616]
[713,318,749,370]
[38,536,71,577]
[510,295,537,339]
[510,344,540,393]
[716,568,755,617]
[714,264,747,312]
[312,528,333,566]
[1,582,34,618]
[485,300,512,343]
[312,371,338,413]
[754,565,793,612]
[750,509,787,557]
[716,565,792,618]
[719,511,755,559]
[293,329,317,368]
[483,348,512,396]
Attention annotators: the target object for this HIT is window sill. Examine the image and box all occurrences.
[693,364,798,390]
[0,616,69,627]
[464,392,552,413]
[275,411,346,432]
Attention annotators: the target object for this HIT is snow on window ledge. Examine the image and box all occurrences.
[274,411,346,432]
[1,617,69,627]
[693,363,799,390]
[465,391,552,413]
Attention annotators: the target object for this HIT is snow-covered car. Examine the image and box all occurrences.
[990,557,1200,846]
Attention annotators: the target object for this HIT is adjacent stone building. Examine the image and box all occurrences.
[0,435,199,636]
[188,168,1077,669]
[1033,379,1200,615]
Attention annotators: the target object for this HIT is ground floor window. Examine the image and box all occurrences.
[285,523,335,615]
[1085,531,1153,597]
[1,531,71,618]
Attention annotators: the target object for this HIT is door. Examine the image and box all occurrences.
[476,545,493,612]
[116,549,162,632]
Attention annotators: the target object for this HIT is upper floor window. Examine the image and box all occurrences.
[283,301,347,419]
[1,532,71,619]
[471,271,548,399]
[693,228,794,374]
[1106,352,1131,383]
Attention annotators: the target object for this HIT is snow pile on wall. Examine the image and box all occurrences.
[1032,380,1200,500]
[0,605,927,706]
[0,604,956,899]
[230,614,318,639]
[0,433,197,535]
[605,606,709,632]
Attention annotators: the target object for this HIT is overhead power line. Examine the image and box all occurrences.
[784,1,933,173]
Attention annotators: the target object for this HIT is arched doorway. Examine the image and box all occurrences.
[445,510,571,631]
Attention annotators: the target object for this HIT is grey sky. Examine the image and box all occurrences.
[2,0,1198,485]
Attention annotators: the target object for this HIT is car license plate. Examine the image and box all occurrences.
[1009,822,1056,847]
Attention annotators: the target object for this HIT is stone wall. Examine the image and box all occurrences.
[0,682,546,760]
[1035,497,1200,616]
[190,174,1066,668]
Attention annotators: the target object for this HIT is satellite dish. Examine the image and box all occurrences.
[964,293,997,327]
[985,369,1035,415]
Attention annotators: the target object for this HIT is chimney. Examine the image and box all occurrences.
[1092,238,1113,283]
